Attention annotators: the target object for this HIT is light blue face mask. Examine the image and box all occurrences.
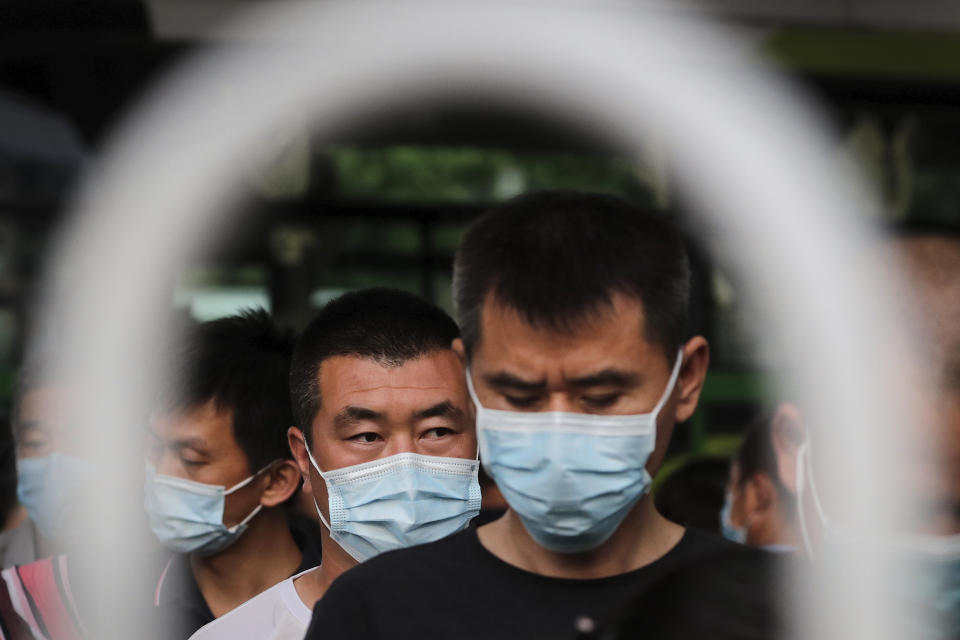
[468,350,683,553]
[143,463,269,555]
[17,453,91,541]
[720,490,747,544]
[307,447,481,563]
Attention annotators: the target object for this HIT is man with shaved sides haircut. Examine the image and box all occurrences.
[308,191,778,639]
[190,288,480,640]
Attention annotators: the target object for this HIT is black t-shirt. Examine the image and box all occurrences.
[306,526,780,640]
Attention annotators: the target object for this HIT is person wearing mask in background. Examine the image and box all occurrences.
[654,457,730,534]
[5,363,76,564]
[307,191,778,639]
[148,310,320,638]
[720,405,801,552]
[769,230,960,637]
[189,288,480,640]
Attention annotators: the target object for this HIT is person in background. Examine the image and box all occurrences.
[307,191,777,639]
[655,457,729,534]
[3,363,76,565]
[720,406,801,551]
[189,288,480,640]
[147,310,319,638]
[766,230,960,637]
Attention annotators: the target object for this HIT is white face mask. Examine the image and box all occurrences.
[144,463,271,555]
[468,350,683,553]
[720,490,747,544]
[306,446,481,562]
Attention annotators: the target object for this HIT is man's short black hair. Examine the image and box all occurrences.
[157,309,295,472]
[735,411,795,516]
[290,288,460,442]
[453,190,691,360]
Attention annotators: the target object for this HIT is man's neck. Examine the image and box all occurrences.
[293,531,357,608]
[191,508,301,618]
[476,494,684,580]
[2,503,27,533]
[750,506,801,549]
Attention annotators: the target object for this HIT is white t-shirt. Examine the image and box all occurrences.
[188,569,315,640]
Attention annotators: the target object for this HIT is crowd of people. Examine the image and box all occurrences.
[0,190,956,638]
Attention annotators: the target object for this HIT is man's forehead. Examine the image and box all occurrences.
[151,400,234,440]
[319,353,464,391]
[474,293,664,375]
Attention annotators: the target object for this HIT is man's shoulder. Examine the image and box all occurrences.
[188,576,304,640]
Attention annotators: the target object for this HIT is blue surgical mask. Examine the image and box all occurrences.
[307,448,481,562]
[17,453,91,541]
[720,490,747,544]
[468,350,683,553]
[143,463,270,555]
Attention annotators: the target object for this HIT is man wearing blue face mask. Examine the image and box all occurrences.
[3,365,77,565]
[307,191,779,640]
[188,288,480,640]
[147,310,320,638]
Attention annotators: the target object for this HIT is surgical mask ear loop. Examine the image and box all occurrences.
[651,349,685,423]
[796,443,814,556]
[465,367,486,465]
[797,442,832,557]
[304,445,333,531]
[221,459,278,531]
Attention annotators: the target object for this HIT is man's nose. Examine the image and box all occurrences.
[387,433,419,456]
[545,391,577,413]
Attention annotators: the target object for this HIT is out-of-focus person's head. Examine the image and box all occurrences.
[453,190,710,553]
[654,457,728,533]
[721,407,799,550]
[11,359,84,543]
[893,231,960,535]
[287,288,479,563]
[145,309,301,556]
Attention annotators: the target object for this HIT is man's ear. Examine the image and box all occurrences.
[259,460,303,507]
[451,338,467,364]
[673,336,710,423]
[770,403,807,495]
[287,426,313,494]
[748,473,775,515]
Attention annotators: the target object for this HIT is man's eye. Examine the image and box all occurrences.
[423,427,453,440]
[505,396,538,409]
[180,456,204,467]
[350,432,381,443]
[584,394,620,409]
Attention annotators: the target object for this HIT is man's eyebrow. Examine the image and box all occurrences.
[484,372,547,393]
[334,406,384,429]
[412,401,464,421]
[567,369,639,389]
[170,436,209,452]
